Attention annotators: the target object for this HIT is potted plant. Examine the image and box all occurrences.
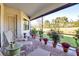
[74,37,79,56]
[31,28,37,39]
[62,42,70,52]
[43,38,48,45]
[73,29,79,56]
[24,33,26,38]
[48,30,60,48]
[38,30,43,41]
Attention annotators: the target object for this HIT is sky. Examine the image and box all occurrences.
[44,4,79,22]
[31,4,79,25]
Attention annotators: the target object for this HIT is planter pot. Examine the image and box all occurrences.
[24,33,26,38]
[43,38,48,45]
[39,37,42,41]
[39,38,41,41]
[62,42,70,52]
[53,41,57,48]
[32,35,36,39]
[63,47,69,52]
[76,48,79,56]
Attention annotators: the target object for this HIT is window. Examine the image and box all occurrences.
[23,18,29,30]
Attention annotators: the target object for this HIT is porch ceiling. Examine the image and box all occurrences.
[4,3,66,20]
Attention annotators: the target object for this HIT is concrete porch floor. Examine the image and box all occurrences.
[19,37,77,56]
[0,37,76,56]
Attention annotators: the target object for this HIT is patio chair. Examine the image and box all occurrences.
[0,31,12,55]
[24,31,32,41]
[16,31,32,42]
[1,31,21,56]
[4,31,14,43]
[4,31,35,55]
[0,51,3,56]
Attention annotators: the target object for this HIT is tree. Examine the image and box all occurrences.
[43,20,50,28]
[73,21,79,27]
[51,16,68,33]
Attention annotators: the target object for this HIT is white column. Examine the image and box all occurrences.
[1,4,4,47]
[29,20,31,31]
[20,11,23,38]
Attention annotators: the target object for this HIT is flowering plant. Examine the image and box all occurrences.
[43,38,48,45]
[62,42,70,48]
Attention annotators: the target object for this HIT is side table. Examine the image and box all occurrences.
[6,44,21,56]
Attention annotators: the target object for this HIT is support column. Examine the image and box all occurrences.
[1,4,4,47]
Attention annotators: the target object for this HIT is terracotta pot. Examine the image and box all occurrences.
[39,37,42,41]
[32,34,36,39]
[39,38,41,41]
[53,41,57,48]
[43,38,48,45]
[63,47,69,52]
[62,42,70,52]
[76,48,79,56]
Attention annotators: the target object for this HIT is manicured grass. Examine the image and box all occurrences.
[43,33,52,40]
[42,33,79,48]
[60,35,79,48]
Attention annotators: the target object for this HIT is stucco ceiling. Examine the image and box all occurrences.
[4,3,66,19]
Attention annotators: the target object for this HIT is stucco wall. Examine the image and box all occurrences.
[3,4,30,39]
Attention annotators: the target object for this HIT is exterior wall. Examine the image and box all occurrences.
[3,5,30,38]
[20,11,30,38]
[0,4,30,47]
[4,5,21,38]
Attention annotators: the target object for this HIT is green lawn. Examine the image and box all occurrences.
[60,35,79,48]
[42,33,79,48]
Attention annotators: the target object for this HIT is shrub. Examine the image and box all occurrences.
[38,30,43,37]
[31,28,37,35]
[47,30,60,42]
[73,29,79,48]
